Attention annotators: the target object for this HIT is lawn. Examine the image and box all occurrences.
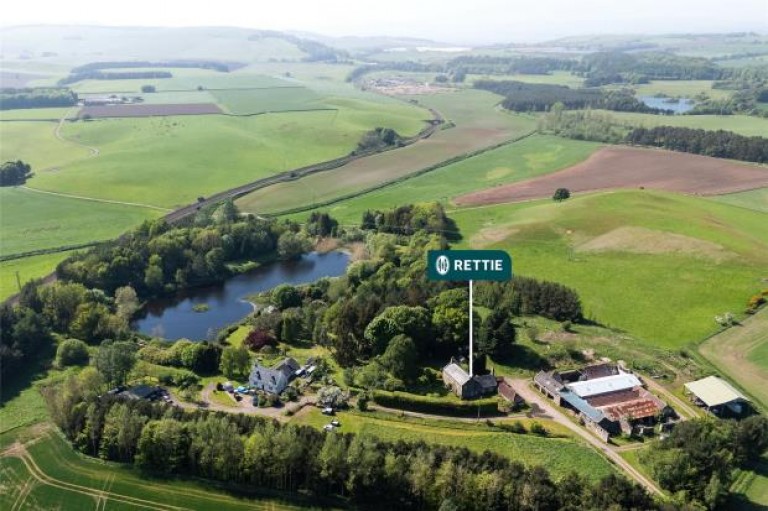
[710,187,768,213]
[0,120,91,171]
[592,110,768,137]
[0,251,74,301]
[699,307,768,409]
[237,89,537,215]
[292,408,615,481]
[29,102,427,208]
[0,187,161,257]
[450,190,768,349]
[284,135,601,223]
[0,430,337,511]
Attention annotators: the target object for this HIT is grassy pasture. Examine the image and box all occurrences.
[450,190,768,348]
[592,110,768,137]
[29,101,427,207]
[292,408,615,481]
[711,187,768,213]
[0,431,333,511]
[0,252,73,301]
[467,71,584,88]
[0,108,74,120]
[212,86,320,114]
[0,187,160,257]
[236,89,537,214]
[0,120,90,170]
[285,135,601,223]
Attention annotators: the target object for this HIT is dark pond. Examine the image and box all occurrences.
[133,251,349,341]
[639,96,696,114]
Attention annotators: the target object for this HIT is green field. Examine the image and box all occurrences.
[212,86,321,114]
[286,135,601,223]
[0,120,91,170]
[292,408,615,481]
[711,188,768,213]
[593,111,768,137]
[699,308,768,409]
[743,457,768,509]
[450,190,768,348]
[0,431,335,510]
[27,103,427,208]
[467,71,584,88]
[0,108,75,120]
[0,251,73,300]
[237,89,537,214]
[0,187,161,257]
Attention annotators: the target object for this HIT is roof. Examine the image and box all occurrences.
[275,357,300,377]
[124,385,160,400]
[443,363,471,386]
[581,363,617,380]
[601,398,665,422]
[566,373,642,398]
[558,390,605,423]
[534,371,565,394]
[474,374,497,390]
[684,376,748,407]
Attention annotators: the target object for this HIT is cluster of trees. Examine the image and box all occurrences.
[642,416,768,509]
[248,31,349,63]
[137,339,221,374]
[473,278,583,323]
[577,52,724,86]
[57,202,307,297]
[0,88,77,109]
[626,126,768,163]
[538,108,630,143]
[45,375,660,511]
[361,202,460,238]
[0,160,32,186]
[474,80,667,113]
[355,127,404,154]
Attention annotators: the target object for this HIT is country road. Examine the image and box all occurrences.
[507,378,664,496]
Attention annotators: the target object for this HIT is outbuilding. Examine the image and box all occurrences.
[684,376,750,417]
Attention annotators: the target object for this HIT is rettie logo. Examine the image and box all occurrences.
[435,255,450,276]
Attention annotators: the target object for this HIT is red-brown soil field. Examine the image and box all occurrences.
[454,146,768,206]
[79,103,222,118]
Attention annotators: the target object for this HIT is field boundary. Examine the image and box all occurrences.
[0,242,104,263]
[268,129,539,217]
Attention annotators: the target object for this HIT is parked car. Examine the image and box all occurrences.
[330,419,340,427]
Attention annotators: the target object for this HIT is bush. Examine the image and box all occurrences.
[530,422,548,436]
[371,390,498,417]
[56,339,90,366]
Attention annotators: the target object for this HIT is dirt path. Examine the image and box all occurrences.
[507,378,664,496]
[19,185,172,212]
[699,308,768,409]
[176,383,314,421]
[368,403,524,423]
[53,108,99,157]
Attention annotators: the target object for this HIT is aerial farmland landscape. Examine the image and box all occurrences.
[1,1,768,510]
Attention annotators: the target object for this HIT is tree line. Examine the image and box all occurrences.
[58,71,173,85]
[474,80,669,114]
[626,126,768,163]
[0,88,77,109]
[70,60,241,73]
[43,371,665,511]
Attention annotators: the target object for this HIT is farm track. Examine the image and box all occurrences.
[19,185,172,212]
[52,108,99,159]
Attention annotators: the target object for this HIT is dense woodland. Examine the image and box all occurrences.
[70,60,242,73]
[44,372,663,511]
[539,108,768,163]
[474,80,666,113]
[0,87,77,109]
[626,126,768,163]
[58,70,173,85]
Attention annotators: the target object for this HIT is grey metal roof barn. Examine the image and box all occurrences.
[684,376,748,408]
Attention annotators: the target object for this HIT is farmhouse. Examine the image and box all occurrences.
[442,362,498,399]
[123,385,163,401]
[684,375,750,418]
[534,363,672,440]
[249,357,300,395]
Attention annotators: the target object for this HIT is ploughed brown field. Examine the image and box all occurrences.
[79,103,222,118]
[454,146,768,206]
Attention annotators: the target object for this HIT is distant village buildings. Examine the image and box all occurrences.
[442,361,498,399]
[534,363,674,441]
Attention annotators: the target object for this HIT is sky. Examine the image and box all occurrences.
[2,0,766,44]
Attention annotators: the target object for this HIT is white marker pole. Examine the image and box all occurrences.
[469,279,474,377]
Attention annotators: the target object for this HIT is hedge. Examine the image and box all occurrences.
[371,390,499,417]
